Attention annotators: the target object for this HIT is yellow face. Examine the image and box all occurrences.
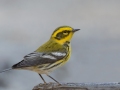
[51,26,80,45]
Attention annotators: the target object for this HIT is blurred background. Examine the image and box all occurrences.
[0,0,120,90]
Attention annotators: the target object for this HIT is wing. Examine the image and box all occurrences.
[12,51,67,69]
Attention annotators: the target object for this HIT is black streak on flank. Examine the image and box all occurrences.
[44,61,63,70]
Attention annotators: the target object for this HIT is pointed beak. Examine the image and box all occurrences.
[72,29,80,32]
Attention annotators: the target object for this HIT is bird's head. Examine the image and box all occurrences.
[51,26,80,45]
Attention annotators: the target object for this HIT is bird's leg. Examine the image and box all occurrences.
[47,74,61,85]
[39,74,47,84]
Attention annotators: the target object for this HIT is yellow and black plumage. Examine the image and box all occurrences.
[0,26,80,84]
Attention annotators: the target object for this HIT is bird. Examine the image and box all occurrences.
[0,26,80,84]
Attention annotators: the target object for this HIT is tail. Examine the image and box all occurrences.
[0,68,12,73]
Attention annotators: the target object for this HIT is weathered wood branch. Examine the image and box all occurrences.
[33,82,120,90]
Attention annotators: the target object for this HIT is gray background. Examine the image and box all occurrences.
[0,0,120,90]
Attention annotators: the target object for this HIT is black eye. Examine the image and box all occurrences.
[63,31,68,35]
[63,31,67,33]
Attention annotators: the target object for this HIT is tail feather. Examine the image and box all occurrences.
[0,68,12,73]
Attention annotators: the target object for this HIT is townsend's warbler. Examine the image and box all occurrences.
[0,26,80,84]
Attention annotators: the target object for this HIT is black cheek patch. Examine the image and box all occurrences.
[55,31,70,40]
